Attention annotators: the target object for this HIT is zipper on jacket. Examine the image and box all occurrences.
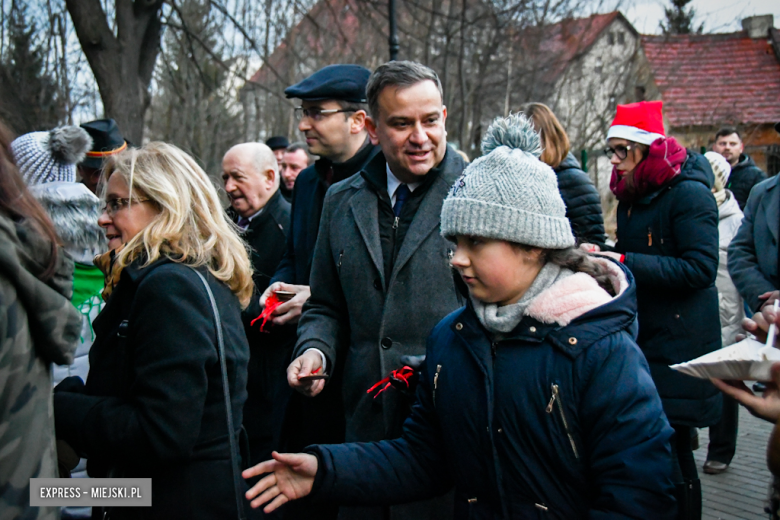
[546,384,580,459]
[393,216,400,230]
[647,227,653,247]
[491,341,499,358]
[433,364,442,405]
[337,250,344,270]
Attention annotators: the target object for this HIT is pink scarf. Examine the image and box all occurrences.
[610,137,687,202]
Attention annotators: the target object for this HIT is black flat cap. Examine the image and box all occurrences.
[79,119,128,169]
[284,64,370,103]
[266,136,290,150]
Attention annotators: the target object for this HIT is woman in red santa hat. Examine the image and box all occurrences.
[584,100,720,520]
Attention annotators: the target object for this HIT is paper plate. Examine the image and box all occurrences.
[670,337,780,381]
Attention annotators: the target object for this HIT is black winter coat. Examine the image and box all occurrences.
[553,153,607,246]
[615,151,721,427]
[727,153,767,211]
[229,189,292,466]
[272,141,380,287]
[309,262,676,519]
[53,258,255,520]
[231,189,290,295]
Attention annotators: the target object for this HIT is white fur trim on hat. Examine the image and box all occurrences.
[606,125,664,146]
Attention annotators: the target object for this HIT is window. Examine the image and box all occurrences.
[607,32,615,45]
[617,32,625,44]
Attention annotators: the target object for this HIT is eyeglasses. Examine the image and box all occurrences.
[294,107,356,121]
[604,144,633,161]
[102,197,150,217]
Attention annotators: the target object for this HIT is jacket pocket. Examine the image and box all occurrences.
[546,383,580,459]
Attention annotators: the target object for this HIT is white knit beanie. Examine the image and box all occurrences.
[11,126,92,186]
[441,113,575,249]
[705,151,731,191]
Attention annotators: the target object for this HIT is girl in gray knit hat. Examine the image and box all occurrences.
[242,114,677,519]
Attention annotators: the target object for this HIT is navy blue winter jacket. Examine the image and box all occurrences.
[614,151,721,427]
[309,261,676,519]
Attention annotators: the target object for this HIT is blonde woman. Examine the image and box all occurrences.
[53,142,257,520]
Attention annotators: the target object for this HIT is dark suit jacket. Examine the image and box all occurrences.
[228,189,292,464]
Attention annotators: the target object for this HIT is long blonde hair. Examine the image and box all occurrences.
[102,142,254,307]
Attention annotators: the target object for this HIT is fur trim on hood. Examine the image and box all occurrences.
[29,182,106,265]
[525,258,628,327]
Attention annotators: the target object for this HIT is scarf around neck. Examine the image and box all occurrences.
[610,137,687,203]
[471,262,574,335]
[94,245,125,302]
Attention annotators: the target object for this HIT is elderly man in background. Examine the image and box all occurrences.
[279,142,311,201]
[222,142,291,469]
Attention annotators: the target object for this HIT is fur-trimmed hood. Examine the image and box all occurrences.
[29,182,106,265]
[526,257,629,327]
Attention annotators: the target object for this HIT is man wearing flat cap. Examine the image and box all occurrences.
[265,135,289,167]
[78,119,128,194]
[252,65,380,508]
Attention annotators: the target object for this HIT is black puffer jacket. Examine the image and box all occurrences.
[727,153,766,210]
[615,151,721,427]
[554,153,606,246]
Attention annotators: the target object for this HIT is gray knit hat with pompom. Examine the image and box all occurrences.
[440,113,574,249]
[11,126,92,185]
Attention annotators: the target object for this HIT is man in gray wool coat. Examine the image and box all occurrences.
[287,61,466,520]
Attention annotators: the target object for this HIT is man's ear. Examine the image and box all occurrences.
[365,116,380,145]
[350,110,367,134]
[265,167,278,187]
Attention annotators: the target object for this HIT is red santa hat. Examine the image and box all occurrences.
[607,101,665,145]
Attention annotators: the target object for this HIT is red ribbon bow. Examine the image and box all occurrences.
[367,366,416,399]
[250,293,282,333]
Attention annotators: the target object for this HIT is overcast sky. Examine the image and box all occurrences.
[620,0,779,34]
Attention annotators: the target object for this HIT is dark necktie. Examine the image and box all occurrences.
[393,184,410,218]
[237,217,250,229]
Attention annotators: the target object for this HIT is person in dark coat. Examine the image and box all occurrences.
[728,173,780,313]
[257,64,380,520]
[584,100,720,519]
[282,61,465,520]
[520,102,607,246]
[222,142,292,469]
[52,142,258,520]
[243,113,676,519]
[712,127,766,210]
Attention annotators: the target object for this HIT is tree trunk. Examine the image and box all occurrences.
[65,0,163,144]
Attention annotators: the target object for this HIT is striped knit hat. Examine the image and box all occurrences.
[11,126,92,185]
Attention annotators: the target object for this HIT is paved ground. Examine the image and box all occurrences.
[697,407,774,520]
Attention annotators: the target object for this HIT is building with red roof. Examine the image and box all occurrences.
[640,16,780,174]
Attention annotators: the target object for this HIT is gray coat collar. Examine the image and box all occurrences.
[347,147,464,287]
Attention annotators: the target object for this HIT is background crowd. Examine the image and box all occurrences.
[1,58,778,520]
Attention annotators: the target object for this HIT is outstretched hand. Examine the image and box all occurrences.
[243,452,318,513]
[712,363,780,423]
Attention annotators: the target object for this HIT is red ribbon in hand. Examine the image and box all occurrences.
[367,366,416,399]
[250,293,282,332]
